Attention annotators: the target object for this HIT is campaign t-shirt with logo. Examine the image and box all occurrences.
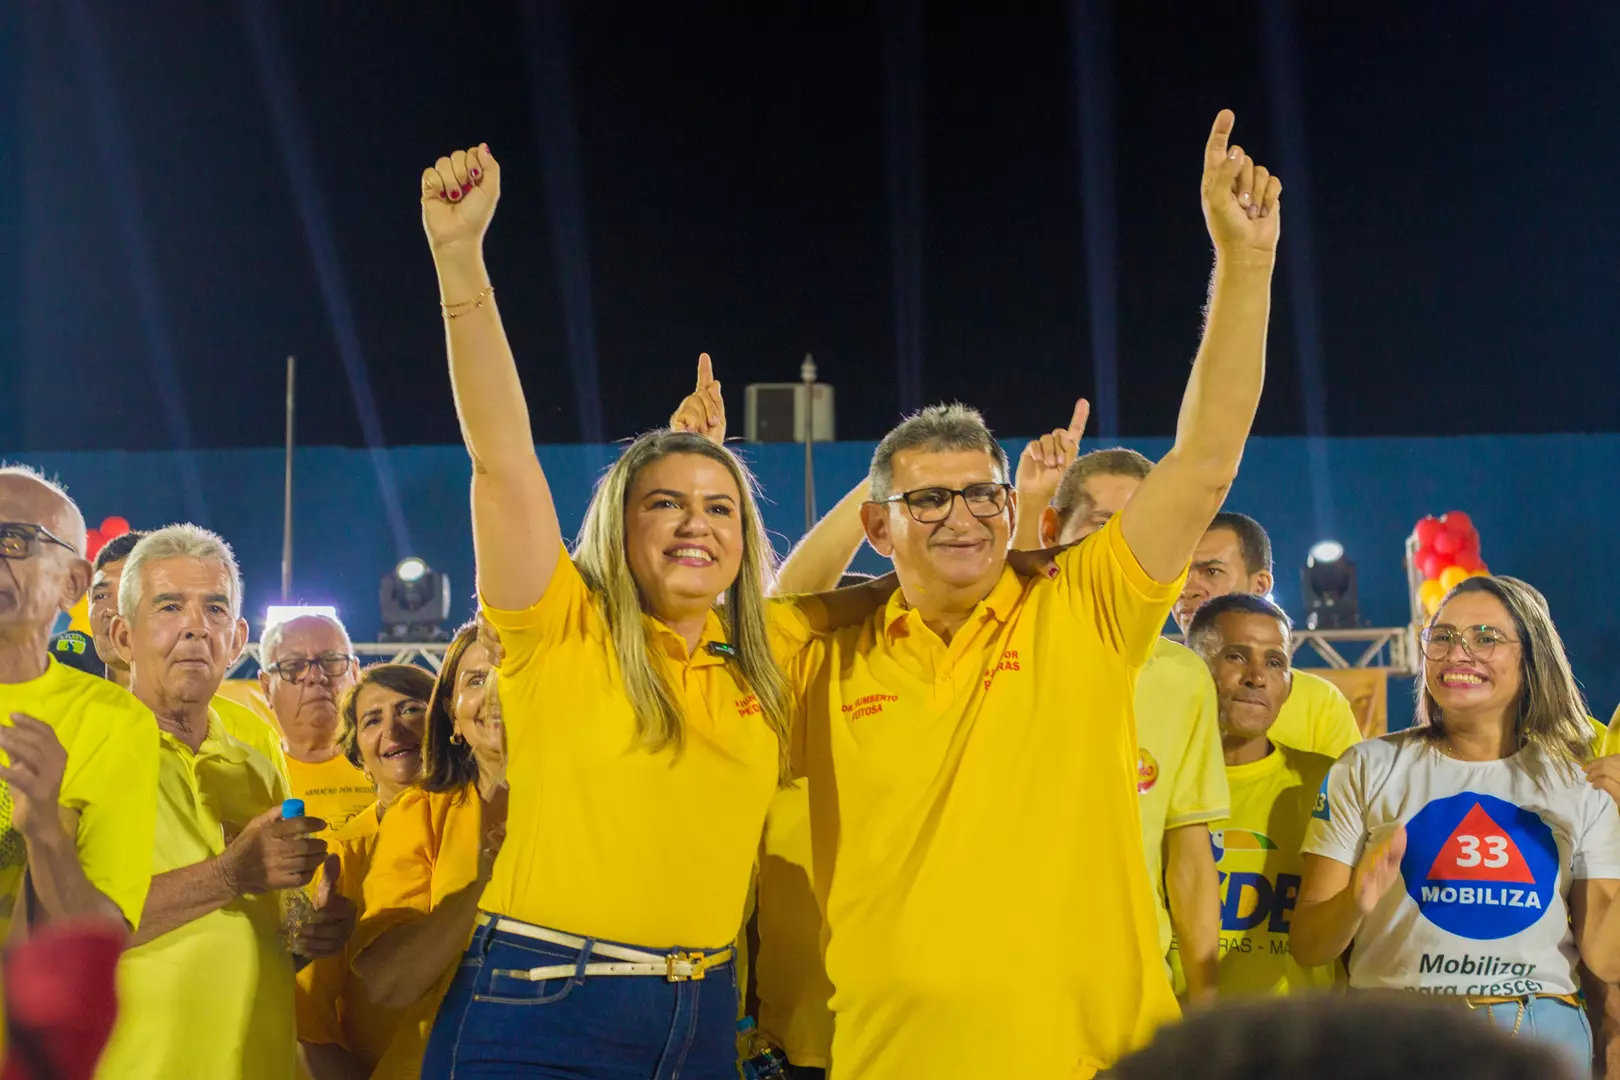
[1170,743,1341,996]
[1303,729,1620,996]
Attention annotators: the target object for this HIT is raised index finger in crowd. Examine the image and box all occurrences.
[1205,109,1236,168]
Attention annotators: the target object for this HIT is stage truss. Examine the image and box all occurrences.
[1289,627,1418,676]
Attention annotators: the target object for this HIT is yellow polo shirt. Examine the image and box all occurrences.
[0,658,158,934]
[214,695,293,792]
[1135,638,1229,960]
[755,780,835,1069]
[1267,670,1361,759]
[95,711,293,1080]
[285,753,376,835]
[479,548,796,950]
[1170,743,1341,996]
[296,802,404,1073]
[352,783,485,1080]
[785,516,1182,1079]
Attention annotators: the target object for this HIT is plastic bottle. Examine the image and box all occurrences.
[277,798,318,951]
[737,1017,788,1080]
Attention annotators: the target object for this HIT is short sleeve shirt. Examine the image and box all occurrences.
[1303,730,1620,995]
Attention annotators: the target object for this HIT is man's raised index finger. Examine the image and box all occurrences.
[1066,398,1091,442]
[1206,109,1236,165]
[697,352,714,389]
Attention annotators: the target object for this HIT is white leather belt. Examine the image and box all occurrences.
[483,915,734,983]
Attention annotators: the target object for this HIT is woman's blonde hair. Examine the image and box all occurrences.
[573,430,792,783]
[1416,574,1592,772]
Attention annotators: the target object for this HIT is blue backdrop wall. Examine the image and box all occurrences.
[12,435,1615,724]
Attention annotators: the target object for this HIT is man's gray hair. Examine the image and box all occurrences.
[118,524,244,621]
[0,464,88,553]
[260,613,353,665]
[869,403,1010,500]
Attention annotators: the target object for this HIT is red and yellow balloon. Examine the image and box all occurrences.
[1410,510,1489,618]
[66,516,135,635]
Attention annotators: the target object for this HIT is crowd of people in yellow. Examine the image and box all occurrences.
[1,107,1619,1080]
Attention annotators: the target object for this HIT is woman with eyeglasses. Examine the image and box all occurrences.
[1292,574,1620,1073]
[345,623,505,1079]
[294,663,433,1080]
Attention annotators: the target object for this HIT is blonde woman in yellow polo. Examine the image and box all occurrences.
[413,142,863,1078]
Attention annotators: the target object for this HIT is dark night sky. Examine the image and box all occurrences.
[4,2,1619,452]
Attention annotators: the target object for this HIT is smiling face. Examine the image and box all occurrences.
[450,641,502,761]
[1424,589,1524,725]
[864,447,1012,598]
[353,682,426,799]
[1204,610,1294,743]
[115,556,247,712]
[623,452,746,618]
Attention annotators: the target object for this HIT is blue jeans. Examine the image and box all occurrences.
[1473,996,1592,1077]
[422,915,740,1079]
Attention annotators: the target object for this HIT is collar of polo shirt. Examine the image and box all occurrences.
[641,607,732,665]
[883,563,1025,641]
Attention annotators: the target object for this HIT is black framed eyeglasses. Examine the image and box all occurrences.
[1421,625,1520,662]
[266,653,357,682]
[0,522,80,560]
[879,483,1011,524]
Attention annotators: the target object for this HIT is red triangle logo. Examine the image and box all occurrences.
[1425,802,1535,883]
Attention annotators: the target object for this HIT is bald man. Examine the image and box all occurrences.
[259,614,374,833]
[0,466,159,937]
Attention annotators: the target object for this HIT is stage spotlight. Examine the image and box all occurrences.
[264,605,339,633]
[379,558,451,643]
[1301,540,1358,630]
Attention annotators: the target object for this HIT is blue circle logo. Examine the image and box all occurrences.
[1401,792,1558,940]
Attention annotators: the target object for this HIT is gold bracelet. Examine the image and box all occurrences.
[442,285,495,319]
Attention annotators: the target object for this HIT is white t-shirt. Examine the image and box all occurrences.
[1303,729,1620,996]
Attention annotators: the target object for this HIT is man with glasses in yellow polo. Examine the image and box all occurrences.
[783,110,1284,1078]
[259,615,376,833]
[0,465,158,939]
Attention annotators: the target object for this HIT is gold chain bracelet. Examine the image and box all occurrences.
[442,285,495,319]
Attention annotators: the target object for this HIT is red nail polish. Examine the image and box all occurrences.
[449,188,460,200]
[461,183,473,195]
[470,168,481,179]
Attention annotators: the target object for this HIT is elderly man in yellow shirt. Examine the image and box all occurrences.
[98,524,355,1080]
[82,528,289,773]
[1172,512,1362,758]
[1014,442,1228,1003]
[784,111,1283,1079]
[0,467,158,938]
[260,614,377,834]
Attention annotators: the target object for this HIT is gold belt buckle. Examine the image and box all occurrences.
[666,951,708,982]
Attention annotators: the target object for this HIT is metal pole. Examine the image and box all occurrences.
[281,356,295,602]
[800,353,817,532]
